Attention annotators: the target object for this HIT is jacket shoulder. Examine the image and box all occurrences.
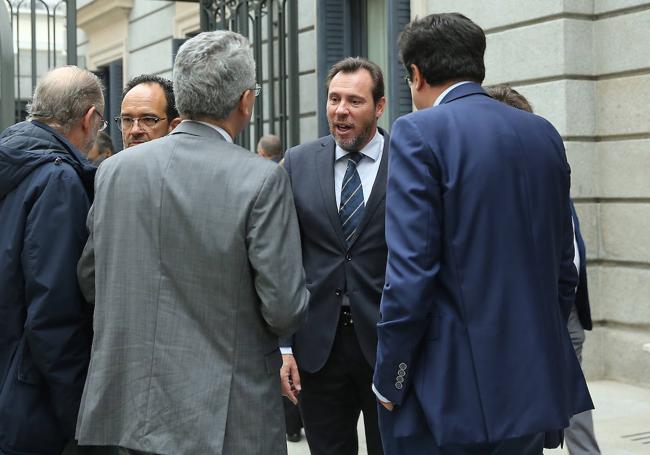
[286,136,332,158]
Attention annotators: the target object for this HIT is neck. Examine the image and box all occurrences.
[61,125,88,154]
[186,115,239,140]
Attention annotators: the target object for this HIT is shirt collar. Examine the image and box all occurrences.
[187,120,233,143]
[335,129,383,162]
[433,81,474,107]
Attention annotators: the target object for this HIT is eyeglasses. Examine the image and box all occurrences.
[94,108,108,132]
[113,115,167,131]
[253,83,262,97]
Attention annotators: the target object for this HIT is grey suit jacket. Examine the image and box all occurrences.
[76,121,309,455]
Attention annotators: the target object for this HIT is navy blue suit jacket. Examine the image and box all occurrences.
[373,83,593,446]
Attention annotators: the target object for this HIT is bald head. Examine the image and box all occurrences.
[28,66,104,134]
[257,134,283,161]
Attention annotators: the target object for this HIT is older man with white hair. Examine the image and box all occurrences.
[74,30,309,455]
[0,65,104,455]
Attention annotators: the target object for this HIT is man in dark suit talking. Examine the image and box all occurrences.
[373,13,593,455]
[280,57,388,455]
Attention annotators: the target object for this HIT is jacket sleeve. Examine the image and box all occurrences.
[21,169,93,437]
[246,165,309,338]
[373,116,442,406]
[77,203,96,306]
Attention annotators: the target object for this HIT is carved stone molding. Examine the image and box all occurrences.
[77,0,132,70]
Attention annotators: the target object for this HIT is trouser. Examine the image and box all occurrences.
[298,311,383,455]
[565,305,601,455]
[284,396,303,435]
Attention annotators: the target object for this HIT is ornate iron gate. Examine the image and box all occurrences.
[2,0,77,127]
[199,0,300,152]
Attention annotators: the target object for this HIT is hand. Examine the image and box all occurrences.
[280,354,301,405]
[379,400,394,411]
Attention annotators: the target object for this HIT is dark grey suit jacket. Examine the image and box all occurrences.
[282,129,389,373]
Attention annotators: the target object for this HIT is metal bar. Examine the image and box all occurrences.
[277,0,286,150]
[16,0,25,120]
[199,0,210,31]
[66,0,76,65]
[36,0,50,69]
[5,0,13,27]
[53,1,63,66]
[266,0,275,133]
[253,1,263,144]
[285,0,298,146]
[0,0,15,129]
[30,0,36,92]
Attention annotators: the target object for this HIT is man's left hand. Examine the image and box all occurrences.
[379,400,394,411]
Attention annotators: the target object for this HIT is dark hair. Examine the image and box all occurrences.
[325,57,384,104]
[122,74,179,120]
[399,13,486,86]
[485,84,533,113]
[94,131,115,154]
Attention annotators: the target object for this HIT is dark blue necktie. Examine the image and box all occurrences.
[339,152,364,245]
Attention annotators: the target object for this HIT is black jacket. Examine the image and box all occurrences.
[0,121,95,455]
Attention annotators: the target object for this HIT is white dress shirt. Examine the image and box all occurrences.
[281,130,384,357]
[433,80,473,106]
[334,129,384,208]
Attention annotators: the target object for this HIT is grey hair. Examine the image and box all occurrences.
[28,65,104,133]
[173,31,256,120]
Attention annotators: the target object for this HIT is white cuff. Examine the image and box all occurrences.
[372,383,391,403]
[280,347,293,355]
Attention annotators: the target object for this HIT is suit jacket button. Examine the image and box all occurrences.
[345,253,352,261]
[335,289,342,296]
[395,382,403,390]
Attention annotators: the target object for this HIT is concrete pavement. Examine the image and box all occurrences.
[287,380,650,454]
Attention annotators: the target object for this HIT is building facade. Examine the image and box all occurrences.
[73,0,650,388]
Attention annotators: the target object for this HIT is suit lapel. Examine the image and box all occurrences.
[347,128,389,249]
[316,137,347,250]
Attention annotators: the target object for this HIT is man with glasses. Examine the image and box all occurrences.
[116,74,181,149]
[0,65,104,455]
[75,31,307,455]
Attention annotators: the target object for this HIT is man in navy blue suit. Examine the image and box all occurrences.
[373,13,593,455]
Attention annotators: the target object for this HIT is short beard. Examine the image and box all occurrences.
[330,120,374,152]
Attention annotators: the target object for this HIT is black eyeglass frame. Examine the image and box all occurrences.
[113,115,168,132]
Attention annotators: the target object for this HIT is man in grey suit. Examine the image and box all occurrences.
[75,30,309,455]
[280,57,388,455]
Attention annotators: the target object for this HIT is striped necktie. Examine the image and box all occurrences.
[339,152,364,245]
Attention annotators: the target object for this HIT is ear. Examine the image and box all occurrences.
[168,117,182,132]
[238,89,256,119]
[410,64,425,90]
[81,106,97,133]
[375,96,386,119]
